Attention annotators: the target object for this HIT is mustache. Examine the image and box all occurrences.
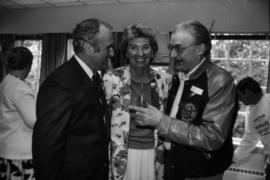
[173,57,182,62]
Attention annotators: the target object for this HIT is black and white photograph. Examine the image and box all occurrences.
[0,0,269,180]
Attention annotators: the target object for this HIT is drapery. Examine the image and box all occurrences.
[0,34,15,81]
[267,61,270,93]
[39,33,68,84]
[111,32,126,68]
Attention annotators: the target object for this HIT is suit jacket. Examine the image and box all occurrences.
[33,57,110,180]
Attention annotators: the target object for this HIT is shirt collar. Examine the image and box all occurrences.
[74,54,94,79]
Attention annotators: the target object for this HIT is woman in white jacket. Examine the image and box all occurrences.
[0,47,36,180]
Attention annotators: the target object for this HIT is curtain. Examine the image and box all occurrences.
[111,32,127,68]
[39,33,68,84]
[0,34,15,81]
[267,61,270,93]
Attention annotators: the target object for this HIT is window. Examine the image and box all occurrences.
[15,40,42,93]
[211,35,269,147]
[212,39,269,86]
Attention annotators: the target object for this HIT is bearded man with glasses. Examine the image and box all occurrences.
[129,20,239,180]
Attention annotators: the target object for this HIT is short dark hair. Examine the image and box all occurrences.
[174,20,212,58]
[237,77,262,95]
[72,18,112,53]
[120,23,158,63]
[7,47,33,71]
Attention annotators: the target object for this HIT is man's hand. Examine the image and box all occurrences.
[129,104,164,128]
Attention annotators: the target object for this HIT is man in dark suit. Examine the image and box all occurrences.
[33,18,114,180]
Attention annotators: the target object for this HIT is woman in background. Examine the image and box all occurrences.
[103,24,171,180]
[0,47,36,180]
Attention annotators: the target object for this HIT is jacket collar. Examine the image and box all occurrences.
[178,58,211,81]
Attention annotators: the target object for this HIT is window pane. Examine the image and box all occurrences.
[251,60,269,87]
[211,40,227,58]
[251,40,270,59]
[229,40,250,59]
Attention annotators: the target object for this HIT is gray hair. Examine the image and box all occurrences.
[72,18,112,54]
[173,20,212,58]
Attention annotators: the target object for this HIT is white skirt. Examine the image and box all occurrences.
[124,148,155,180]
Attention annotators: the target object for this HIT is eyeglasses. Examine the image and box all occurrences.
[168,44,198,54]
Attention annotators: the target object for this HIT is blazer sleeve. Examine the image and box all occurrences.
[33,79,73,180]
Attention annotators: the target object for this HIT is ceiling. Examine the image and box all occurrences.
[0,0,170,10]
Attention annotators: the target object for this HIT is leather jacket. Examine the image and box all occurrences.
[158,58,238,178]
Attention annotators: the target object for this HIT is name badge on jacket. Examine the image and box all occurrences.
[190,85,203,96]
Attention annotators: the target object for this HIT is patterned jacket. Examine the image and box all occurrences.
[103,65,171,180]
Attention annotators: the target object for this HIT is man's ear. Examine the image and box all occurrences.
[196,44,206,56]
[83,42,94,56]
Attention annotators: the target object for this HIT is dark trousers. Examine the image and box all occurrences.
[62,164,108,180]
[164,149,224,180]
[164,149,185,180]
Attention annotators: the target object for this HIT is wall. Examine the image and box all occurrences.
[0,0,269,34]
